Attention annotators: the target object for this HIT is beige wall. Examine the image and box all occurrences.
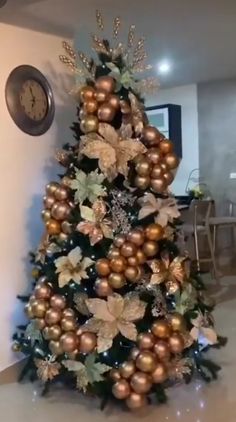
[0,23,74,371]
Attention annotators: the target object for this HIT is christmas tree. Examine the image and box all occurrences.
[13,11,225,411]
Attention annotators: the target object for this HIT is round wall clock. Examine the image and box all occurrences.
[5,65,55,136]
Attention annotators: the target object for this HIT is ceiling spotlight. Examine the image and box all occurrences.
[157,61,171,74]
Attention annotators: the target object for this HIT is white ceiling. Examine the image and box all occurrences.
[1,0,236,88]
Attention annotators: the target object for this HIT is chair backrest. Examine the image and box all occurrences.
[188,199,214,226]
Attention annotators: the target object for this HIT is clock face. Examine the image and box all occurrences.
[19,79,48,121]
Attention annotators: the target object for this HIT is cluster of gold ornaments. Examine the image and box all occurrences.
[110,315,185,409]
[95,224,164,291]
[25,277,97,357]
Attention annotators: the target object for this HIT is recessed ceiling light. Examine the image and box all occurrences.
[157,60,171,74]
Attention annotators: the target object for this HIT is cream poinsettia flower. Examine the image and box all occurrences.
[55,246,94,288]
[138,193,180,227]
[83,293,146,353]
[190,311,217,347]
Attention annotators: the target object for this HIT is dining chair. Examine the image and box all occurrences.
[209,201,236,252]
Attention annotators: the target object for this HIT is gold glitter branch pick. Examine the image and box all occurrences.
[59,55,77,72]
[96,9,104,31]
[113,16,121,39]
[128,24,136,48]
[62,41,76,59]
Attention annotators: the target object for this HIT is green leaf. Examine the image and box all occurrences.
[85,354,111,384]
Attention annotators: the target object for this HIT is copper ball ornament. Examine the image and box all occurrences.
[130,347,140,360]
[150,164,163,179]
[108,94,120,110]
[83,99,98,114]
[97,103,116,122]
[130,372,152,394]
[110,369,121,381]
[151,320,171,339]
[146,147,162,164]
[61,221,73,234]
[164,153,179,170]
[62,308,75,318]
[145,223,164,241]
[61,316,77,332]
[110,256,127,273]
[108,272,126,289]
[136,249,147,264]
[80,85,96,102]
[159,139,174,155]
[24,303,34,319]
[120,100,131,114]
[60,332,78,353]
[134,175,151,190]
[96,258,110,276]
[126,392,148,409]
[43,195,56,209]
[136,351,157,373]
[124,266,139,282]
[127,256,139,266]
[95,89,108,103]
[120,361,136,379]
[169,333,185,354]
[31,299,48,318]
[43,326,50,340]
[51,202,71,221]
[41,209,52,222]
[46,219,61,235]
[143,126,161,146]
[142,240,158,257]
[80,115,99,133]
[114,234,126,248]
[46,182,59,196]
[135,159,152,177]
[150,177,166,194]
[54,186,68,201]
[47,325,62,341]
[107,247,121,259]
[112,379,131,400]
[160,162,168,172]
[137,332,155,350]
[120,242,137,258]
[153,340,170,361]
[45,308,62,326]
[50,294,66,310]
[163,171,174,185]
[152,362,168,384]
[95,278,113,297]
[34,283,52,300]
[79,332,97,353]
[49,340,63,356]
[127,229,145,246]
[169,313,185,332]
[34,318,46,330]
[95,76,115,94]
[58,232,68,242]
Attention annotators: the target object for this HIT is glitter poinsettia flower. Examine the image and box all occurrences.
[54,246,94,287]
[138,193,180,227]
[77,199,113,245]
[68,168,107,204]
[80,123,146,181]
[190,311,217,347]
[34,357,61,382]
[83,293,146,353]
[148,252,189,288]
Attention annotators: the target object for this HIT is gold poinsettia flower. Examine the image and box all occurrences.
[34,357,61,382]
[138,193,180,227]
[83,293,146,353]
[80,123,147,181]
[54,246,94,288]
[77,199,113,246]
[148,252,188,286]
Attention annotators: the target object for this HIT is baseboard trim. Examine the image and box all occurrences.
[0,358,27,385]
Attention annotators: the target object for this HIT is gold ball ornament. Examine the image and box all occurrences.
[34,282,52,300]
[124,266,139,282]
[79,332,97,353]
[61,221,73,234]
[151,320,171,339]
[110,369,121,381]
[12,342,21,352]
[143,126,161,146]
[50,294,66,310]
[95,89,108,103]
[51,202,71,220]
[107,247,121,259]
[112,379,131,400]
[119,361,136,379]
[120,100,131,114]
[34,318,46,330]
[97,103,116,122]
[169,313,185,332]
[127,256,139,266]
[142,240,158,257]
[164,153,179,170]
[110,256,127,273]
[46,182,59,196]
[134,175,151,190]
[31,299,48,318]
[120,242,137,257]
[137,332,155,350]
[136,249,147,264]
[152,362,168,384]
[159,139,174,155]
[95,76,115,94]
[61,176,72,187]
[47,325,62,341]
[150,164,163,179]
[130,347,140,360]
[24,303,34,319]
[96,258,111,276]
[108,272,126,289]
[49,340,64,356]
[83,99,98,114]
[80,85,96,102]
[95,278,113,297]
[43,327,50,340]
[46,219,61,235]
[60,332,78,353]
[160,162,168,172]
[153,340,170,361]
[145,223,164,241]
[61,316,77,332]
[79,108,86,120]
[169,333,185,354]
[127,229,145,246]
[54,186,68,201]
[80,115,99,133]
[150,177,167,194]
[136,351,157,373]
[163,171,174,185]
[108,94,120,110]
[45,308,62,326]
[59,232,68,243]
[130,372,152,394]
[29,295,36,304]
[41,209,52,222]
[43,195,56,209]
[114,234,126,248]
[126,392,148,409]
[62,308,75,318]
[146,147,162,164]
[135,159,152,176]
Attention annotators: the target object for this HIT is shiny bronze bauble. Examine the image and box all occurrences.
[150,177,166,194]
[67,349,79,360]
[114,234,126,248]
[110,369,121,381]
[134,175,151,190]
[169,333,185,354]
[135,159,152,177]
[120,100,131,114]
[51,202,71,221]
[159,139,174,155]
[46,181,59,196]
[150,164,163,179]
[108,272,126,289]
[58,232,68,242]
[49,340,64,356]
[142,240,158,257]
[146,147,162,164]
[153,340,170,361]
[61,220,73,234]
[120,242,137,258]
[34,282,52,300]
[127,256,139,266]
[137,332,155,350]
[60,332,78,353]
[54,186,68,201]
[62,308,75,318]
[46,219,61,235]
[80,85,96,102]
[43,195,56,209]
[45,308,62,326]
[136,351,157,373]
[124,266,138,282]
[107,247,120,259]
[80,115,99,133]
[97,103,116,122]
[164,153,179,170]
[127,229,145,246]
[130,347,140,360]
[160,162,168,172]
[24,303,34,319]
[95,278,113,297]
[79,108,86,120]
[151,320,171,339]
[34,318,46,330]
[61,176,72,187]
[108,94,120,110]
[79,332,97,353]
[29,295,36,304]
[95,89,108,103]
[47,325,62,341]
[43,326,50,340]
[120,360,136,379]
[145,223,164,241]
[61,316,77,332]
[126,392,148,409]
[96,258,110,276]
[112,379,131,400]
[50,294,66,310]
[136,249,147,264]
[143,126,161,146]
[95,76,115,94]
[163,171,174,185]
[135,266,144,283]
[152,362,168,384]
[110,256,127,273]
[169,313,185,332]
[130,372,152,394]
[41,209,51,222]
[31,299,48,318]
[83,99,98,114]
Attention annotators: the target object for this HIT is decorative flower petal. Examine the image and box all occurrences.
[200,327,218,345]
[97,336,113,353]
[55,256,69,273]
[58,270,73,288]
[81,257,94,270]
[68,246,82,267]
[190,326,199,341]
[80,205,96,222]
[99,320,119,339]
[107,294,124,318]
[122,294,146,321]
[77,221,96,236]
[117,320,137,341]
[82,317,103,333]
[89,227,104,245]
[86,298,115,322]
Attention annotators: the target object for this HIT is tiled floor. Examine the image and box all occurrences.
[0,275,235,422]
